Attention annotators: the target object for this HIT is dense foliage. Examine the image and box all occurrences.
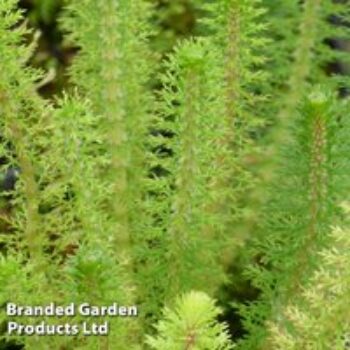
[0,0,350,349]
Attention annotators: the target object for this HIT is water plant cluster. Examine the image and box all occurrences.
[0,0,350,349]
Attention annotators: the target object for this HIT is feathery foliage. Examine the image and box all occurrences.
[238,88,350,349]
[146,291,235,349]
[267,206,350,349]
[1,0,350,349]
